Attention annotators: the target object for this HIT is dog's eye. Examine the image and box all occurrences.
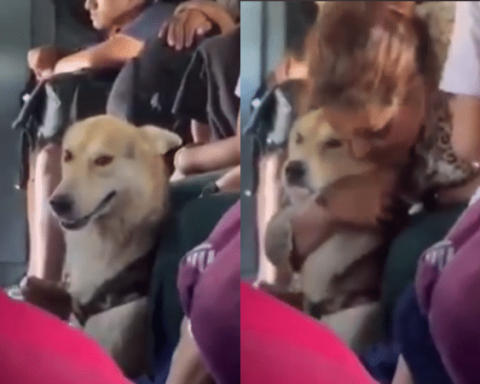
[324,139,343,149]
[64,150,73,163]
[94,155,114,167]
[295,133,304,144]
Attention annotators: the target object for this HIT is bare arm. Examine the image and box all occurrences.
[215,165,241,191]
[28,46,75,80]
[449,95,480,163]
[53,34,145,74]
[175,135,240,174]
[175,115,241,175]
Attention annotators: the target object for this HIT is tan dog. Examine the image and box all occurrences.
[265,109,388,349]
[282,108,374,203]
[49,115,182,378]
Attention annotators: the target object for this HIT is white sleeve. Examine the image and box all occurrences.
[440,2,480,97]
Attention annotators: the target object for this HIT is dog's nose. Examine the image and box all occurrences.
[50,195,74,216]
[285,161,306,185]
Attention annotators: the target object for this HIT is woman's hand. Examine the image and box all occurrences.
[289,199,337,258]
[320,169,401,229]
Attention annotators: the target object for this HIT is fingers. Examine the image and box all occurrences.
[174,12,186,51]
[185,16,211,48]
[37,69,54,81]
[160,9,214,51]
[197,20,213,37]
[184,12,198,49]
[162,14,187,50]
[166,16,178,48]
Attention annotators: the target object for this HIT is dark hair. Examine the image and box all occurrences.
[305,1,438,112]
[285,2,319,60]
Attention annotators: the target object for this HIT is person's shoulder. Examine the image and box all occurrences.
[144,1,178,17]
[197,26,240,53]
[413,91,480,194]
[120,2,176,42]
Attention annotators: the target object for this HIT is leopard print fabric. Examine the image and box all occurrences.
[413,91,480,194]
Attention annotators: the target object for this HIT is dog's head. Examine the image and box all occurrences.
[50,115,182,231]
[283,109,375,201]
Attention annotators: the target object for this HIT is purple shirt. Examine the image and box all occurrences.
[415,197,480,384]
[177,200,240,384]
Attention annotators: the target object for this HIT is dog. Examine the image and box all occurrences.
[265,109,394,349]
[49,115,182,378]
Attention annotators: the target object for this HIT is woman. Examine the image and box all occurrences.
[286,1,480,383]
[256,1,480,382]
[264,1,480,290]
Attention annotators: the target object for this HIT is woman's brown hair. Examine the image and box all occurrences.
[304,1,438,113]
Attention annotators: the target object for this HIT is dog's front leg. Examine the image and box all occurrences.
[22,276,73,321]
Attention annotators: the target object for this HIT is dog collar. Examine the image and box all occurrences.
[72,247,156,327]
[305,287,380,319]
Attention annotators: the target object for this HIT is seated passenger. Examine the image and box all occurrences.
[166,200,240,384]
[171,27,241,191]
[105,0,238,134]
[28,0,177,80]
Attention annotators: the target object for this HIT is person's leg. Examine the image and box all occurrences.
[26,143,65,282]
[391,356,414,384]
[394,284,453,384]
[165,317,214,384]
[26,154,37,278]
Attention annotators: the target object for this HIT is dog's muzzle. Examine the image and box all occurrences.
[50,191,117,230]
[285,160,307,187]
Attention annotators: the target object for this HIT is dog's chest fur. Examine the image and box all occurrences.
[265,204,385,318]
[63,222,155,304]
[301,229,382,305]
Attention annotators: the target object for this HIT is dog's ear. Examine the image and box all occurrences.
[140,125,183,155]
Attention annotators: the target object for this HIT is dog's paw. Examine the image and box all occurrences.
[22,277,72,321]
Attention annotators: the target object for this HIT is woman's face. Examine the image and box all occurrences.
[322,79,426,167]
[84,0,144,31]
